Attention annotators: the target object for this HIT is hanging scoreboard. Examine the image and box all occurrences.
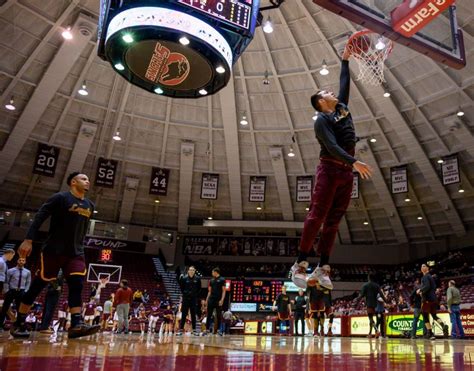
[98,0,260,98]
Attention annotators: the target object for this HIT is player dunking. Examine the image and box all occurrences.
[10,172,100,338]
[291,44,373,289]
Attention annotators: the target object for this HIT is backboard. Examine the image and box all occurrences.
[87,263,122,285]
[313,0,466,69]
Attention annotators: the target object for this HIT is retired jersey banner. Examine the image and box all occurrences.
[95,158,118,188]
[33,143,60,177]
[296,176,313,202]
[249,177,266,202]
[391,166,408,194]
[149,167,170,195]
[441,156,460,185]
[351,173,359,199]
[201,173,219,200]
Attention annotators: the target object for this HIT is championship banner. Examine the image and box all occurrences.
[95,157,118,188]
[441,156,460,185]
[296,176,313,202]
[391,166,408,194]
[201,173,219,200]
[249,176,266,202]
[351,173,359,199]
[149,167,170,195]
[32,143,60,177]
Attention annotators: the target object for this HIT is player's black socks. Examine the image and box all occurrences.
[320,254,330,266]
[297,252,308,263]
[71,313,82,328]
[15,312,27,326]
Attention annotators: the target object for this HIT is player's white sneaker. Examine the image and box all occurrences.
[307,265,333,290]
[290,261,309,289]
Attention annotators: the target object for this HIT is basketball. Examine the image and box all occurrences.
[307,276,318,287]
[349,34,371,54]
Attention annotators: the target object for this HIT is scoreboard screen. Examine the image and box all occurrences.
[99,248,113,263]
[177,0,254,30]
[231,280,283,303]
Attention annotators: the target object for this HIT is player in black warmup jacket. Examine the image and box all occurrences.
[205,268,226,335]
[11,172,100,339]
[177,266,201,335]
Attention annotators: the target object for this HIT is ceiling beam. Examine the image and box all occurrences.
[178,141,195,232]
[269,147,294,221]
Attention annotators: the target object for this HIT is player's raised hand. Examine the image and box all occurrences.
[342,44,352,61]
[18,239,33,258]
[353,161,373,180]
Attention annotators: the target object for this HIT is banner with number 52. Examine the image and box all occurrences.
[95,157,118,188]
[149,167,170,196]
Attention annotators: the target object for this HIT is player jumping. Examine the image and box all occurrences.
[291,43,373,289]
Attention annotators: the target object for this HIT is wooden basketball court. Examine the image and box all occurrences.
[0,332,472,370]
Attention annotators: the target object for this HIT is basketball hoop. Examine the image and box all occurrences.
[346,30,393,86]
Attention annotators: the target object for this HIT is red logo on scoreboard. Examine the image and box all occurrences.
[145,42,190,86]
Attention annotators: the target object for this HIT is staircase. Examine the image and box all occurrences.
[0,242,16,253]
[152,257,181,305]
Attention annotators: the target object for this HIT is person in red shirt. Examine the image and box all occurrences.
[113,279,133,334]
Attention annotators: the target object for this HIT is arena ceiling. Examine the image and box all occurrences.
[0,0,473,245]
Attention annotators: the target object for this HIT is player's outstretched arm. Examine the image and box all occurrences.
[338,46,352,104]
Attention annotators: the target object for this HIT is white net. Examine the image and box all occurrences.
[347,31,393,86]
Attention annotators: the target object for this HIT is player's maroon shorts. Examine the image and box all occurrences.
[325,306,334,316]
[278,312,290,320]
[310,300,325,313]
[421,301,438,314]
[367,307,376,315]
[40,252,86,281]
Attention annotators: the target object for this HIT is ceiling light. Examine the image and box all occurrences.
[167,233,172,236]
[363,221,369,225]
[404,198,411,202]
[256,206,262,211]
[375,38,386,50]
[370,138,377,143]
[287,147,296,157]
[154,87,164,95]
[437,159,444,164]
[263,70,270,85]
[263,17,273,34]
[456,109,464,117]
[78,83,88,96]
[240,115,248,126]
[62,26,73,40]
[113,131,121,141]
[179,36,190,45]
[114,63,125,71]
[383,92,391,98]
[199,89,208,96]
[154,199,160,204]
[93,210,98,214]
[122,33,134,43]
[120,226,125,230]
[216,66,225,74]
[458,187,465,193]
[207,216,213,220]
[305,207,310,211]
[5,97,15,111]
[312,113,318,121]
[319,60,329,76]
[417,216,423,220]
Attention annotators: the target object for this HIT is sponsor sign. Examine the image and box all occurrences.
[201,173,219,200]
[351,173,359,199]
[83,236,146,253]
[386,314,424,336]
[350,316,371,335]
[249,176,266,202]
[95,158,118,188]
[244,321,259,334]
[230,303,257,312]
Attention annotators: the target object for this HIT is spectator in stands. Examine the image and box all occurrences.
[161,295,171,309]
[133,289,143,303]
[39,270,64,334]
[142,289,150,304]
[397,295,409,312]
[447,280,465,339]
[114,279,133,334]
[0,257,31,329]
[0,248,15,294]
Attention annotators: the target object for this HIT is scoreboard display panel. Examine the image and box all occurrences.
[177,0,254,30]
[231,280,283,303]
